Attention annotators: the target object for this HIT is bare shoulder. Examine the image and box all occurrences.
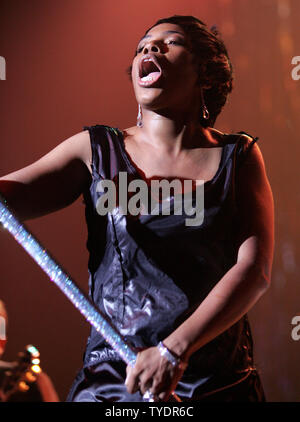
[235,134,274,230]
[0,129,93,220]
[59,129,92,175]
[38,128,93,176]
[236,133,267,175]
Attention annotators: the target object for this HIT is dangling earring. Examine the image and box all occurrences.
[136,104,143,127]
[202,104,209,120]
[200,88,210,120]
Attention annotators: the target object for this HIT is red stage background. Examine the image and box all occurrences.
[0,0,299,401]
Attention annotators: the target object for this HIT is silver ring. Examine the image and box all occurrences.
[143,389,157,402]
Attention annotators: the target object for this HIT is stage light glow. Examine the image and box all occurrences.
[18,381,30,392]
[25,371,37,383]
[31,364,41,374]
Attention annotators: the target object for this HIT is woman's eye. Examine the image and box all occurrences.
[136,40,184,54]
[167,39,186,47]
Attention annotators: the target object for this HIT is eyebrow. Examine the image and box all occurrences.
[138,30,185,44]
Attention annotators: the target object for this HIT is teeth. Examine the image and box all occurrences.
[140,57,160,79]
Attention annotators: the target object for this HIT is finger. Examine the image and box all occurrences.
[158,390,172,402]
[125,367,140,394]
[139,383,149,396]
[126,364,132,376]
[139,375,153,396]
[154,374,175,402]
[125,364,132,379]
[150,377,164,397]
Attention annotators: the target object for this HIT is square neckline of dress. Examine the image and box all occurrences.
[115,127,228,188]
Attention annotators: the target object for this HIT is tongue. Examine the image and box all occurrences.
[141,71,160,82]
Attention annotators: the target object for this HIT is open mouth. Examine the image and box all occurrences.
[138,56,162,86]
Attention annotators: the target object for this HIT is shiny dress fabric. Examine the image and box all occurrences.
[66,125,265,402]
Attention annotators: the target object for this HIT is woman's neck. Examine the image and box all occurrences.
[136,108,210,157]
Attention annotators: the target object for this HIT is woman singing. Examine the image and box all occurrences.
[0,15,274,402]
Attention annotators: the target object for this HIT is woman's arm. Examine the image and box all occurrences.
[0,130,92,221]
[125,136,274,400]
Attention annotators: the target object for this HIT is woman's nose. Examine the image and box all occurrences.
[142,42,161,55]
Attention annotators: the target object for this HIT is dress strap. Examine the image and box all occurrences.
[235,131,259,164]
[83,124,126,180]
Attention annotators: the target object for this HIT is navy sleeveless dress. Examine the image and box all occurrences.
[66,125,266,402]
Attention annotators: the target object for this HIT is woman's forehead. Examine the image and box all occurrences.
[139,22,186,43]
[147,22,185,35]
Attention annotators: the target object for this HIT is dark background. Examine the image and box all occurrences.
[0,0,299,401]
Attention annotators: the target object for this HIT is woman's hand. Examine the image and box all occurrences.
[125,346,187,401]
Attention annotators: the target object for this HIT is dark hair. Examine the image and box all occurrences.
[126,15,233,128]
